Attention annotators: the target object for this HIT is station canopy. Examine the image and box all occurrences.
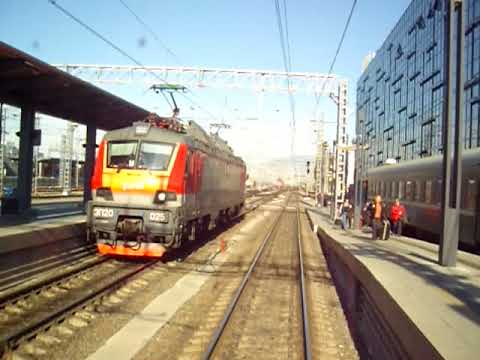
[0,41,149,130]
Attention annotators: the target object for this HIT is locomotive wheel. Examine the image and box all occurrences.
[224,209,232,223]
[188,222,197,242]
[200,216,210,236]
[172,234,182,248]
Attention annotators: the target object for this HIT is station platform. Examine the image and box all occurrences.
[305,203,480,360]
[0,212,86,255]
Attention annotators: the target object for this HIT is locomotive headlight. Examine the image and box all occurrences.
[157,192,167,202]
[153,191,177,204]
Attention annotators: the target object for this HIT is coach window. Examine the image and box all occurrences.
[463,179,478,210]
[425,180,433,203]
[385,181,391,200]
[405,181,410,200]
[399,181,405,200]
[391,181,398,199]
[431,179,438,205]
[405,180,414,201]
[380,181,385,197]
[432,179,442,206]
[415,180,425,202]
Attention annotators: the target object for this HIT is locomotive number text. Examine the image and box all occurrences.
[93,207,114,218]
[149,212,168,223]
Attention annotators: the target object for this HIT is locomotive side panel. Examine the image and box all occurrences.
[195,150,245,222]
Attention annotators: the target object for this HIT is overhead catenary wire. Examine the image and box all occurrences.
[315,0,357,107]
[282,0,292,72]
[47,0,219,121]
[274,0,297,177]
[118,0,182,64]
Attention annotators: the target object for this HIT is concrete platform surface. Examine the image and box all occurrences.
[307,205,480,360]
[0,214,86,255]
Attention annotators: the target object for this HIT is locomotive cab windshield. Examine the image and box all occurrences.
[107,140,174,171]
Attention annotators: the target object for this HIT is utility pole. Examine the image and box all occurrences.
[60,123,76,195]
[321,141,329,203]
[439,0,464,266]
[330,80,348,220]
[313,114,325,206]
[353,136,364,229]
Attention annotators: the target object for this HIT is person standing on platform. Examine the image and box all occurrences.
[362,198,374,228]
[347,202,354,229]
[371,195,387,240]
[389,198,407,236]
[339,199,352,231]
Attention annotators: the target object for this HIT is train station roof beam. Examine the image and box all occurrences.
[0,42,149,131]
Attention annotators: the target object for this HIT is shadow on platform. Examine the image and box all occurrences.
[339,232,480,326]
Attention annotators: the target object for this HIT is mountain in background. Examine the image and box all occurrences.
[246,155,315,184]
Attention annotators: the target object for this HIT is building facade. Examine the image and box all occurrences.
[357,0,480,173]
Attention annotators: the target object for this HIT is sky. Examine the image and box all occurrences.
[0,0,411,176]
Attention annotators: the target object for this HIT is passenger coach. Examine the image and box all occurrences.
[365,148,480,251]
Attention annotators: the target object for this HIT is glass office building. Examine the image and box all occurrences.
[357,0,480,171]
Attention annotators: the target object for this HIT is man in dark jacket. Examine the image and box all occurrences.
[371,195,388,240]
[362,199,374,227]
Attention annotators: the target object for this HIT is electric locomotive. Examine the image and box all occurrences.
[87,114,246,257]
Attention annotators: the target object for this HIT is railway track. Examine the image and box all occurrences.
[0,191,269,293]
[0,191,280,357]
[202,195,312,359]
[0,257,158,356]
[0,191,281,357]
[0,244,97,293]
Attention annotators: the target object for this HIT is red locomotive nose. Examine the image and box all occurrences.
[167,143,188,195]
[91,139,106,190]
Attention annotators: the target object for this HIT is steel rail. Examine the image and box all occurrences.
[0,245,98,292]
[0,259,158,355]
[0,256,110,307]
[201,197,288,360]
[297,204,312,360]
[0,244,96,278]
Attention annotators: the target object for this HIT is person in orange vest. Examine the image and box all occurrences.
[371,195,388,240]
[389,198,407,236]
